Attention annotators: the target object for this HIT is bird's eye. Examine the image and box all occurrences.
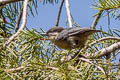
[75,40,79,45]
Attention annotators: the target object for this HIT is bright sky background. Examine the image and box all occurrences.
[27,0,120,30]
[27,0,120,62]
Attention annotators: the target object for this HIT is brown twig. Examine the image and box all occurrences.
[56,0,65,26]
[118,58,120,71]
[106,53,111,80]
[3,0,29,47]
[15,6,23,32]
[91,10,103,29]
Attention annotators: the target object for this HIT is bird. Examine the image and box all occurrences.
[46,26,102,50]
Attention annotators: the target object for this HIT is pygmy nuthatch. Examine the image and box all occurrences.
[46,26,102,49]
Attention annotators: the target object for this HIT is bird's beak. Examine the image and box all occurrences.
[40,33,49,40]
[40,38,49,40]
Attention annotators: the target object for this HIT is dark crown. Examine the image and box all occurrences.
[46,27,64,35]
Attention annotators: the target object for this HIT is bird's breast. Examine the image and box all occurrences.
[53,40,71,49]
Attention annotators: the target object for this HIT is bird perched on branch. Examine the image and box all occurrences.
[46,26,102,49]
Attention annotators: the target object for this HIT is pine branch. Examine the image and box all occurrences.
[95,42,120,58]
[0,0,24,6]
[79,57,105,74]
[90,37,120,46]
[3,0,29,47]
[93,0,120,10]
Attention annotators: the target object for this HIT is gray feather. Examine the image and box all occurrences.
[57,27,102,40]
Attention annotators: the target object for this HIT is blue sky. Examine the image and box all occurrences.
[27,0,120,62]
[27,0,120,31]
[27,0,99,30]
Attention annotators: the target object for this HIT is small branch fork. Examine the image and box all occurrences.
[88,37,120,58]
[3,0,29,48]
[79,57,105,74]
[95,42,120,58]
[81,37,120,58]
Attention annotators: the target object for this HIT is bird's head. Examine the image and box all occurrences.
[46,27,64,41]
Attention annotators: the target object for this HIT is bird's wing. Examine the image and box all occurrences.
[57,27,102,40]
